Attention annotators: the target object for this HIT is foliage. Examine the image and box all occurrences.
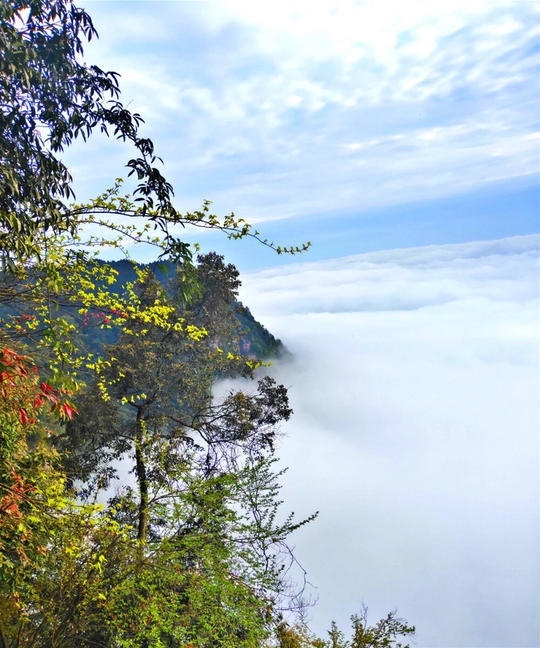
[0,270,313,647]
[273,607,414,648]
[57,264,315,601]
[0,349,71,586]
[0,229,317,646]
[275,620,326,648]
[0,0,177,262]
[323,608,415,648]
[0,346,129,648]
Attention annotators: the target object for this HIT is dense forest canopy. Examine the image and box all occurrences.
[0,2,413,646]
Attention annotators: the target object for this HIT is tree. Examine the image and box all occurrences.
[323,608,415,648]
[59,263,303,534]
[57,263,243,494]
[0,284,313,646]
[275,619,326,648]
[39,261,316,645]
[0,0,174,261]
[273,607,415,648]
[327,621,348,648]
[350,608,415,648]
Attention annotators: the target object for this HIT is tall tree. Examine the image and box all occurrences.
[60,266,295,537]
[0,281,314,646]
[0,0,173,260]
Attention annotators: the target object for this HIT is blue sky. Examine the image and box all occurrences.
[69,0,539,270]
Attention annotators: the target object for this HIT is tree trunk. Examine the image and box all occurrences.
[135,407,149,545]
[0,621,8,648]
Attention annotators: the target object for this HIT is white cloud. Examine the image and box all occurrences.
[70,0,539,221]
[238,235,540,315]
[216,235,540,645]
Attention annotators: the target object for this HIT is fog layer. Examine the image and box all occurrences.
[234,235,539,646]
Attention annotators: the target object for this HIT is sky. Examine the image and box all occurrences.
[68,1,539,645]
[72,0,539,269]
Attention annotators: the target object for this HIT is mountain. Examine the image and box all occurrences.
[0,256,284,363]
[96,258,285,360]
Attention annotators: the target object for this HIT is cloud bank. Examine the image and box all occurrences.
[221,235,539,646]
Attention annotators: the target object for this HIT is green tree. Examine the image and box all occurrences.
[327,621,348,648]
[275,620,326,648]
[0,312,313,647]
[47,263,316,644]
[0,0,173,261]
[189,252,241,329]
[350,608,415,648]
[323,608,415,648]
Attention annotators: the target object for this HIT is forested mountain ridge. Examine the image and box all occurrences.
[100,256,284,360]
[0,252,284,372]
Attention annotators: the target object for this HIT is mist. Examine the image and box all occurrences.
[224,235,539,646]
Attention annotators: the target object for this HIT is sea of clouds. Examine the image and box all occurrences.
[220,234,539,646]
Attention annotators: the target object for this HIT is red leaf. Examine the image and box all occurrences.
[40,383,58,402]
[60,403,77,420]
[19,408,29,425]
